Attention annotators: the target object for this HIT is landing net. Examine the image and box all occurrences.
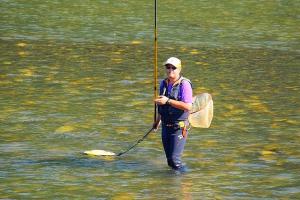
[189,93,213,128]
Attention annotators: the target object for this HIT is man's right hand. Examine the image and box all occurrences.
[153,120,161,132]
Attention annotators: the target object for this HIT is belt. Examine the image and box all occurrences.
[164,123,178,127]
[162,121,186,128]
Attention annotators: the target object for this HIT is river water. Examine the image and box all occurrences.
[0,0,299,199]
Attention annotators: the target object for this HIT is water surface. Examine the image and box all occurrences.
[1,0,299,199]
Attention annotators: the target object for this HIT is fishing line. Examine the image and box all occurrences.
[116,127,154,156]
[83,128,154,156]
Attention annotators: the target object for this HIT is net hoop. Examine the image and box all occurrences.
[189,93,213,128]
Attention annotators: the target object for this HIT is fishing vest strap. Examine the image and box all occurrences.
[159,76,192,123]
[161,76,191,97]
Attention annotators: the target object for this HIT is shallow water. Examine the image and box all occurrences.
[1,0,299,199]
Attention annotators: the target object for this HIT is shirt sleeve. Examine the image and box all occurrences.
[181,80,193,103]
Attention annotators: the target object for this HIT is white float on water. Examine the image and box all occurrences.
[83,150,116,156]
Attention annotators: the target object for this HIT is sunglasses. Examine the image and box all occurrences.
[165,66,177,70]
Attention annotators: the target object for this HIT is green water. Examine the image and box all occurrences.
[1,0,299,199]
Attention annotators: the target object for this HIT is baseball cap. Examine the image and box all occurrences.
[164,57,182,69]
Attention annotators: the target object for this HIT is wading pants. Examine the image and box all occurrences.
[161,125,187,170]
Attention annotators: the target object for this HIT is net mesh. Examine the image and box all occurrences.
[188,93,213,128]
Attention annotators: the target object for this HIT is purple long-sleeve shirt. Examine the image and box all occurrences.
[159,79,193,103]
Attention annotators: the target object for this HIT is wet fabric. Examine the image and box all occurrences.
[161,125,187,170]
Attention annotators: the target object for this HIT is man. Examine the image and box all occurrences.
[154,57,193,172]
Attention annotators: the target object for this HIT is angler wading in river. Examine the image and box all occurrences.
[154,57,193,173]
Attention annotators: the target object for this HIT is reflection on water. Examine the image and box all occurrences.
[1,0,299,199]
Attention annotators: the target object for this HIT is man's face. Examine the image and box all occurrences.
[165,64,180,79]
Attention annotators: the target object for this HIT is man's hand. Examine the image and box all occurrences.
[154,95,169,105]
[152,120,161,132]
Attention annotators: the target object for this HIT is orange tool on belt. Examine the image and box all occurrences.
[179,121,187,138]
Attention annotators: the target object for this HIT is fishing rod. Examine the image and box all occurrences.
[83,0,158,157]
[154,0,158,123]
[117,0,158,156]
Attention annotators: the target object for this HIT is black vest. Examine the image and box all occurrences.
[158,77,192,124]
